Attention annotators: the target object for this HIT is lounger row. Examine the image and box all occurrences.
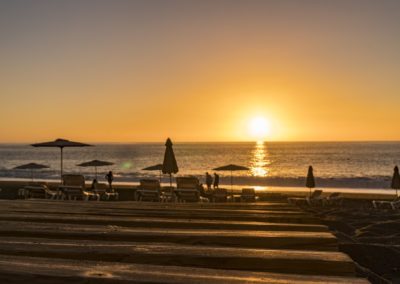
[288,190,344,207]
[18,175,258,202]
[136,177,258,202]
[18,174,118,201]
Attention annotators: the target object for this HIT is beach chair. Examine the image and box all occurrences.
[212,188,229,202]
[136,179,161,202]
[24,184,59,199]
[18,182,59,199]
[372,196,400,209]
[288,190,323,206]
[240,188,258,202]
[322,192,343,206]
[175,177,208,202]
[93,183,119,201]
[306,189,323,205]
[59,174,100,201]
[160,186,175,202]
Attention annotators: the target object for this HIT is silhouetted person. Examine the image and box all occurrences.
[91,178,98,190]
[206,172,213,190]
[213,173,219,189]
[105,171,114,190]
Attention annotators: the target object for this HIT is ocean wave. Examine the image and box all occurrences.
[0,169,392,189]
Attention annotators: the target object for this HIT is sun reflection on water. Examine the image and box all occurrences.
[250,141,270,177]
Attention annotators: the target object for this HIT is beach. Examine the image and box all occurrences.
[1,179,398,282]
[0,196,369,283]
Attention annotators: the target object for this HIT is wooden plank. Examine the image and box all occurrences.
[0,199,294,210]
[0,212,329,232]
[0,237,355,276]
[0,220,338,251]
[0,255,369,284]
[0,207,319,224]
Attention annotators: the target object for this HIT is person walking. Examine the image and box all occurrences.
[205,172,213,191]
[105,171,114,190]
[213,173,219,189]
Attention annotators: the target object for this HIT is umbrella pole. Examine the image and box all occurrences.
[159,170,162,183]
[95,166,97,179]
[60,147,64,182]
[31,170,34,182]
[169,174,172,187]
[230,170,233,192]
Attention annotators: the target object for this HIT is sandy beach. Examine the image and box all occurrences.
[1,179,394,282]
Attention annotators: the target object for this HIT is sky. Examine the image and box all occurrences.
[1,0,400,143]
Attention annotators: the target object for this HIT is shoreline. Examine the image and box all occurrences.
[0,178,397,200]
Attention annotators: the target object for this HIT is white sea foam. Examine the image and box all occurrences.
[0,142,399,189]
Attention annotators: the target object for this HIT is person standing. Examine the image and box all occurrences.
[213,173,219,189]
[205,172,213,190]
[105,171,114,190]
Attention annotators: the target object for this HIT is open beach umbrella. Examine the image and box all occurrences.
[306,165,316,197]
[13,163,49,181]
[391,166,400,197]
[213,164,249,190]
[142,164,163,182]
[31,138,92,181]
[77,160,114,179]
[162,138,179,187]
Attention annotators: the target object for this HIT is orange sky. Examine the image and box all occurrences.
[1,1,400,143]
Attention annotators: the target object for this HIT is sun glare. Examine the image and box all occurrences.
[248,117,270,140]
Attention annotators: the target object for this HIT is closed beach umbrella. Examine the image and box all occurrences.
[31,138,92,181]
[142,164,163,182]
[306,165,316,197]
[77,160,114,179]
[13,163,49,181]
[391,166,400,197]
[162,138,179,187]
[213,164,249,190]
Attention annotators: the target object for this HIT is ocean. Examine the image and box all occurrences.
[0,141,400,189]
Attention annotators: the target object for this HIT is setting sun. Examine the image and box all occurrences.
[248,117,270,140]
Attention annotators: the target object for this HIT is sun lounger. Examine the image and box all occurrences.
[136,179,161,202]
[372,196,400,209]
[23,184,59,199]
[212,188,229,202]
[288,190,323,206]
[160,186,175,202]
[322,192,343,206]
[175,177,208,202]
[240,188,258,202]
[18,182,59,199]
[93,183,119,201]
[59,174,100,201]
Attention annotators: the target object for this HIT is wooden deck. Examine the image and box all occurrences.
[0,200,368,283]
